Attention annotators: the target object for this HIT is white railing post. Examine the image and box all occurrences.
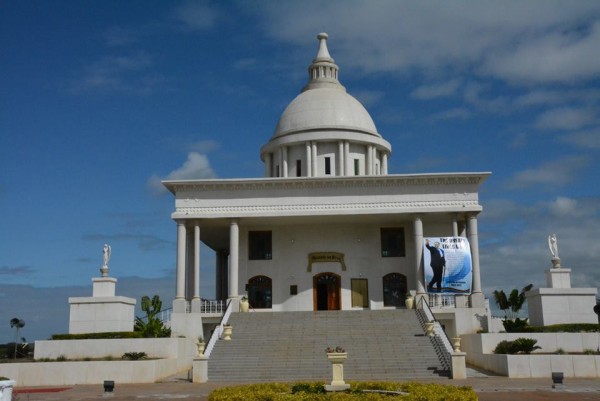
[204,300,233,358]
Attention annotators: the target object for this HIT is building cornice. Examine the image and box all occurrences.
[173,199,482,219]
[162,172,491,195]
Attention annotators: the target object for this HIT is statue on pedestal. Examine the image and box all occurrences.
[101,243,111,277]
[548,234,561,268]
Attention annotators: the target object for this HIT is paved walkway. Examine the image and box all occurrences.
[12,377,600,401]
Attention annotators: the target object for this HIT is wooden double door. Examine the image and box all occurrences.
[313,272,341,311]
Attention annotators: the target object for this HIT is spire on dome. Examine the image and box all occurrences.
[314,33,333,62]
[302,32,345,93]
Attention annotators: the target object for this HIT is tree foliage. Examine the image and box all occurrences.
[493,284,533,320]
[134,295,171,338]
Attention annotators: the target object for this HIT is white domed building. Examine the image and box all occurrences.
[163,33,491,340]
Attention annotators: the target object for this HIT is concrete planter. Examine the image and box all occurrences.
[240,299,249,312]
[405,296,414,309]
[0,380,15,401]
[325,352,350,391]
[223,325,233,341]
[425,322,435,337]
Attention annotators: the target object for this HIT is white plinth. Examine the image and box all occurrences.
[68,276,136,334]
[546,268,571,289]
[526,287,598,327]
[92,277,117,297]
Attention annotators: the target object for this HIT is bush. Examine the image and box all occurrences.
[493,338,541,354]
[208,382,477,401]
[504,323,599,333]
[122,352,148,360]
[502,318,529,332]
[51,332,142,340]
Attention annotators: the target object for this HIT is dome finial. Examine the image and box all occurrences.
[315,33,332,62]
[302,32,344,92]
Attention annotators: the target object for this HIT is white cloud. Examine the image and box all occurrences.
[351,90,385,108]
[534,107,597,131]
[431,107,471,121]
[482,20,600,85]
[253,1,600,85]
[148,152,216,195]
[506,155,589,189]
[411,79,461,100]
[72,51,166,94]
[560,128,600,149]
[173,2,219,31]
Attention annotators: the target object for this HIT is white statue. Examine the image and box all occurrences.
[102,243,111,267]
[548,234,559,259]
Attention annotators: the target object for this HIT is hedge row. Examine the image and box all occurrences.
[208,382,477,401]
[51,332,143,340]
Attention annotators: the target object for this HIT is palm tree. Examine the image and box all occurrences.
[493,284,533,320]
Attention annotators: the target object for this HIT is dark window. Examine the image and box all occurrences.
[354,159,360,175]
[249,231,272,260]
[381,227,406,257]
[383,273,407,307]
[325,157,331,175]
[248,275,272,308]
[296,160,302,177]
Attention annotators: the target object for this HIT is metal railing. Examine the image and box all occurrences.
[416,296,453,371]
[204,299,232,358]
[200,299,228,314]
[427,293,471,308]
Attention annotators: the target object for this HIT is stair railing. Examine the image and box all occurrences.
[416,296,453,371]
[203,299,232,358]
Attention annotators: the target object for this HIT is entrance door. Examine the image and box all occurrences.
[351,278,369,308]
[313,273,341,311]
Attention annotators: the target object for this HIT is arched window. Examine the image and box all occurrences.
[248,275,272,309]
[382,273,407,307]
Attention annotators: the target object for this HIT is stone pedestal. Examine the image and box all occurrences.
[451,352,467,379]
[324,353,350,392]
[546,267,571,289]
[192,357,208,383]
[526,265,598,326]
[68,276,136,334]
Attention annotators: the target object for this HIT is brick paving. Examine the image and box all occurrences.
[12,377,600,401]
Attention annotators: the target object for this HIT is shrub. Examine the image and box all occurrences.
[493,338,541,354]
[122,352,148,360]
[0,377,10,380]
[554,348,565,354]
[52,331,142,340]
[208,382,477,401]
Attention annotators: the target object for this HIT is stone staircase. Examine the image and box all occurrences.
[207,309,450,382]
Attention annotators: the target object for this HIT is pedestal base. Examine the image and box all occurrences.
[324,384,350,392]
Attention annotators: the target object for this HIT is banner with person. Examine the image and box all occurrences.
[423,237,472,294]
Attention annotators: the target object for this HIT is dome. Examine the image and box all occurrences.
[260,33,391,178]
[273,87,380,138]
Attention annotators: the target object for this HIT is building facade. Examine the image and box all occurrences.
[163,33,491,338]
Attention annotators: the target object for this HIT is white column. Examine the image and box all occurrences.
[452,215,459,237]
[264,153,272,177]
[344,141,350,176]
[468,214,484,307]
[176,220,186,299]
[414,215,426,296]
[282,146,288,178]
[337,141,344,176]
[382,153,388,175]
[306,142,312,177]
[366,145,373,175]
[228,220,239,299]
[311,141,318,177]
[193,223,200,299]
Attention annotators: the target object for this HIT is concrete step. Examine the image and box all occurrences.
[207,309,450,382]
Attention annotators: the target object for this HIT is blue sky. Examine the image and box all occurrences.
[1,1,600,342]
